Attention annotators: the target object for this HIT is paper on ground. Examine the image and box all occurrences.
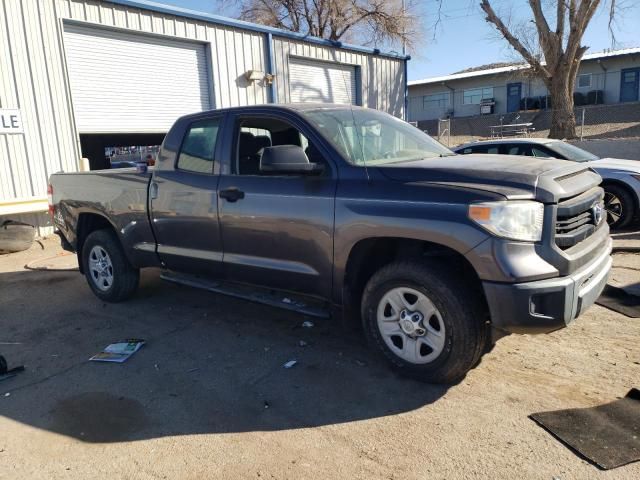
[90,339,145,363]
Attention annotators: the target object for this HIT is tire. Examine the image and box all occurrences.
[81,229,139,302]
[604,184,635,230]
[361,260,488,384]
[0,220,35,254]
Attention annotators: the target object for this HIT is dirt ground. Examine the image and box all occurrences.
[0,236,638,479]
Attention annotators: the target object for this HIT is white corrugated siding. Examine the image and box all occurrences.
[273,37,404,117]
[288,57,356,104]
[63,23,211,133]
[0,0,404,235]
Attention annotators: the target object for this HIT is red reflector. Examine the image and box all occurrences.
[47,184,54,216]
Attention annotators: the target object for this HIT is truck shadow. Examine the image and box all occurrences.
[0,268,451,443]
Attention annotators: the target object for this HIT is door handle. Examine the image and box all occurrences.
[219,187,245,202]
[150,181,158,200]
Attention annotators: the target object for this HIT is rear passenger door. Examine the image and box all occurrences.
[216,110,337,298]
[150,116,224,275]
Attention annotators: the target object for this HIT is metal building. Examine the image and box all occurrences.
[0,0,408,234]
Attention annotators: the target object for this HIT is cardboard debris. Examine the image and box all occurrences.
[90,339,145,363]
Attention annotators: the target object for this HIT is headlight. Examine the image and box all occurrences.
[468,201,544,242]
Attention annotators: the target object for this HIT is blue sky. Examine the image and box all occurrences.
[160,0,640,81]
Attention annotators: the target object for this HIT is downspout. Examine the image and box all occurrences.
[596,59,607,104]
[404,56,410,121]
[265,32,277,103]
[443,82,455,117]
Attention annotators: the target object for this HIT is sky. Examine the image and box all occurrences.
[159,0,640,81]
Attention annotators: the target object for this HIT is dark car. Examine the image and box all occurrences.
[49,105,612,384]
[454,138,640,229]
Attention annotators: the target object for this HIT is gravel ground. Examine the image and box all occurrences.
[0,237,638,480]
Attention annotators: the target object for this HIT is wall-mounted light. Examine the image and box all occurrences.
[245,69,265,83]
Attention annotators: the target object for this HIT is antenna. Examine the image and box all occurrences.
[338,63,370,182]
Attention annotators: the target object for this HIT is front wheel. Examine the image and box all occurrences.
[604,185,635,230]
[361,260,487,384]
[82,229,139,302]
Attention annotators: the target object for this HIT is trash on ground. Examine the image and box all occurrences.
[282,297,293,304]
[187,367,199,373]
[4,392,10,397]
[301,321,314,328]
[89,339,145,363]
[283,360,297,369]
[263,401,270,409]
[298,340,308,347]
[355,359,367,367]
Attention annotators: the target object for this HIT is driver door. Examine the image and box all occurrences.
[217,110,337,298]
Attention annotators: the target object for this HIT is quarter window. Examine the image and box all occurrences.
[463,87,494,104]
[177,118,220,174]
[577,73,592,89]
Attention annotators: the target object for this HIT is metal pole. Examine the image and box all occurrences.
[580,108,585,141]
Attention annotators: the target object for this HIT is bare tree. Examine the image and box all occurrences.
[480,0,613,139]
[232,0,420,49]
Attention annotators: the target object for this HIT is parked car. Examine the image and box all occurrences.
[453,138,640,229]
[49,104,612,384]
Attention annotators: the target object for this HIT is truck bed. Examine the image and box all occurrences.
[50,167,157,268]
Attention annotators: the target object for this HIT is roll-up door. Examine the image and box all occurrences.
[288,58,357,104]
[63,24,211,133]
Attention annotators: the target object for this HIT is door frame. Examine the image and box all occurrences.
[506,82,522,113]
[619,67,640,102]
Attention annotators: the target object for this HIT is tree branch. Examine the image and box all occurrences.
[480,0,550,77]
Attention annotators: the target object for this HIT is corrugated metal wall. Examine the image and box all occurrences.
[273,37,404,117]
[0,0,405,235]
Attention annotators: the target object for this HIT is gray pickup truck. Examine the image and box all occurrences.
[50,104,612,383]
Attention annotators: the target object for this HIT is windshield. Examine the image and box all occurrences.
[548,141,599,162]
[301,108,454,166]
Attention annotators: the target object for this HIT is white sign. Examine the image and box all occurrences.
[0,109,23,134]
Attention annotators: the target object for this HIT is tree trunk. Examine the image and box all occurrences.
[548,74,577,139]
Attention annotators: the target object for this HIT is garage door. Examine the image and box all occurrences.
[289,58,357,104]
[63,24,211,133]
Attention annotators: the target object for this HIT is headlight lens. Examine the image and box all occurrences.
[469,201,544,242]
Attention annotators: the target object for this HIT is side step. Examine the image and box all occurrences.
[160,271,330,318]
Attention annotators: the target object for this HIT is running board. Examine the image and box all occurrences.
[160,271,330,318]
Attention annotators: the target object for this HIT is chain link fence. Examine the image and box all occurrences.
[419,101,640,148]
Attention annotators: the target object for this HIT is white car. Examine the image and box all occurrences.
[454,138,640,229]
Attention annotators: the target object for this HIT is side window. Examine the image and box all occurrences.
[461,148,473,154]
[506,145,521,155]
[531,146,554,158]
[486,146,499,154]
[235,117,326,176]
[177,118,220,174]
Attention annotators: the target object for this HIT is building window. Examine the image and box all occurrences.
[423,92,450,109]
[463,87,494,104]
[577,73,592,89]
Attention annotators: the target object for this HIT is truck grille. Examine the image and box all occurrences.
[555,187,604,249]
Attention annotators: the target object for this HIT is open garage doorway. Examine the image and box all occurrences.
[80,133,166,170]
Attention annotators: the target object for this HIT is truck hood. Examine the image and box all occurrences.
[589,157,640,174]
[377,154,602,202]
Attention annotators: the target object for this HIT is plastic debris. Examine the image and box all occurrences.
[282,297,293,304]
[301,321,314,328]
[298,340,308,347]
[4,392,9,397]
[355,359,367,367]
[283,360,297,369]
[264,401,270,409]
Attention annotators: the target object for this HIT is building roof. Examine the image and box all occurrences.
[409,47,640,86]
[106,0,409,60]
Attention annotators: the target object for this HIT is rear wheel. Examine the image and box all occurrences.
[82,229,139,302]
[361,260,487,384]
[604,184,635,230]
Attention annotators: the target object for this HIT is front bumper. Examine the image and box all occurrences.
[483,237,612,334]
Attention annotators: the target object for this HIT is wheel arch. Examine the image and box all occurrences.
[341,237,485,326]
[601,178,640,210]
[75,212,120,273]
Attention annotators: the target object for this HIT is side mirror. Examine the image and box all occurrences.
[259,145,324,174]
